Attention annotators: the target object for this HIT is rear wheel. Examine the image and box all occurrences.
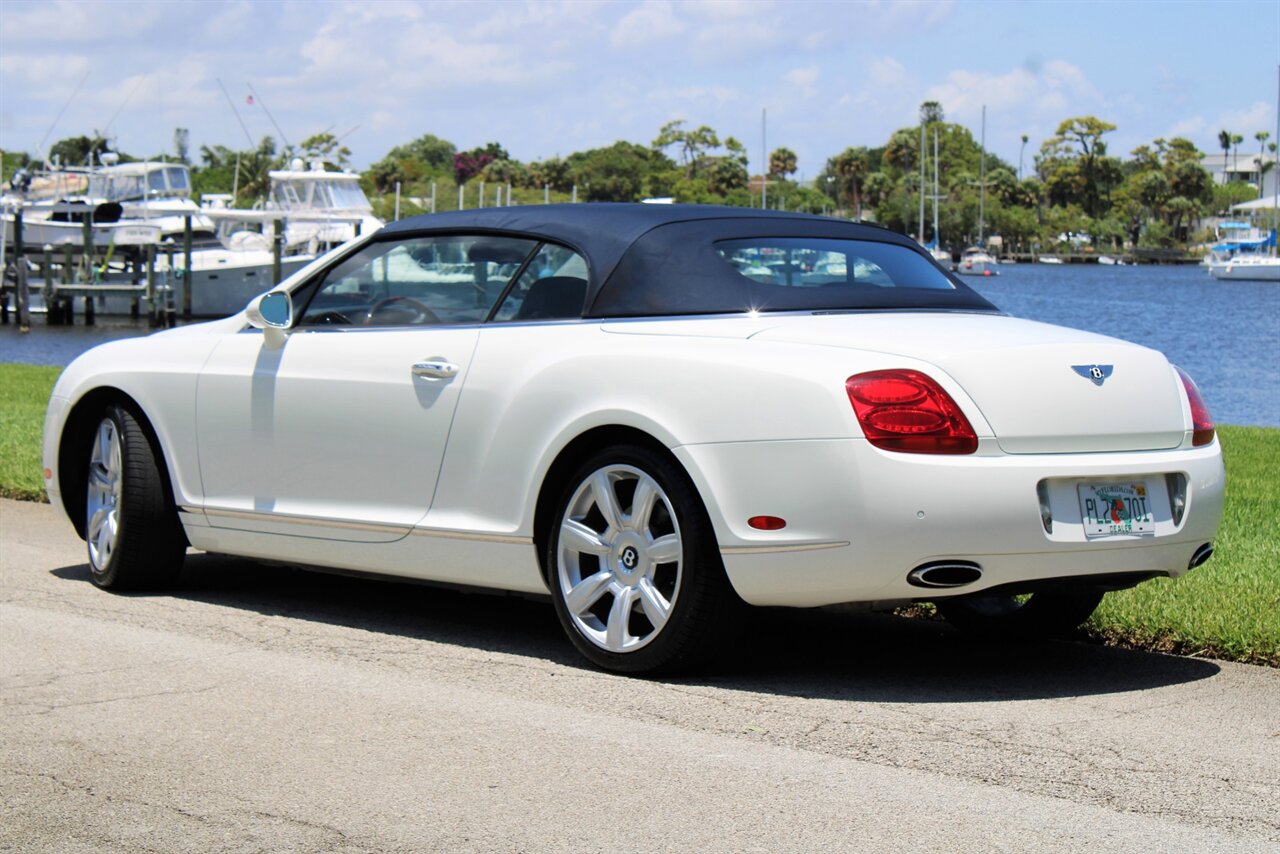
[85,405,186,590]
[935,589,1104,639]
[547,444,738,674]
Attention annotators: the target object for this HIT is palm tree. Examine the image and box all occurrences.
[1231,133,1244,179]
[1019,134,1029,180]
[1218,130,1232,184]
[768,147,798,178]
[833,147,870,219]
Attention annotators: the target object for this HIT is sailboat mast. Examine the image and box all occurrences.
[979,104,986,245]
[918,122,926,243]
[1273,65,1278,257]
[933,127,940,242]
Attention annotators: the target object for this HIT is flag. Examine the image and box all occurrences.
[245,95,255,106]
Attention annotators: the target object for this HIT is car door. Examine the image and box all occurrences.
[194,232,538,541]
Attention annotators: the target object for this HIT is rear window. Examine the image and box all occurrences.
[716,238,955,294]
[589,220,995,318]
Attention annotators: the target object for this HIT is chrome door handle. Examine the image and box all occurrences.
[412,359,458,379]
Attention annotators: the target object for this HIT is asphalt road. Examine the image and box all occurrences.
[2,497,1278,853]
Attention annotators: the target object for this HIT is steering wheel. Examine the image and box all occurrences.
[366,296,442,325]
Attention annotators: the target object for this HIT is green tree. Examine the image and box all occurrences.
[1256,131,1271,193]
[1218,129,1232,183]
[299,132,351,170]
[173,128,190,165]
[832,147,870,217]
[919,100,944,124]
[1040,116,1118,218]
[568,140,671,202]
[652,120,721,179]
[48,134,115,167]
[768,146,798,178]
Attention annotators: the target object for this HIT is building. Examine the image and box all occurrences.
[1200,152,1278,197]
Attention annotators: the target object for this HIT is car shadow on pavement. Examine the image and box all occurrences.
[51,553,1221,704]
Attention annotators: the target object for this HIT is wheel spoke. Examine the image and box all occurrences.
[637,578,671,630]
[98,423,115,469]
[560,519,610,556]
[590,471,623,532]
[87,505,109,541]
[628,477,658,532]
[606,586,635,651]
[647,534,681,565]
[565,570,613,615]
[89,463,112,492]
[95,513,115,560]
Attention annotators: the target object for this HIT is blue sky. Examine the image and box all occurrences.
[1,0,1277,178]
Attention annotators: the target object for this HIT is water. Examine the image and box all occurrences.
[2,264,1277,426]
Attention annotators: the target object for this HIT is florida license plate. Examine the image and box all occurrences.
[1078,482,1155,539]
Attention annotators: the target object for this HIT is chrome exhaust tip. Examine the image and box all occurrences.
[1188,543,1214,570]
[907,561,983,589]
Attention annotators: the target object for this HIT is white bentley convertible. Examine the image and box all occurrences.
[42,205,1225,673]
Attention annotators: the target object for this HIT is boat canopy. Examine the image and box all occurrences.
[1211,229,1277,252]
[86,163,192,202]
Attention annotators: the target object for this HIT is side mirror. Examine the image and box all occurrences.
[245,291,293,348]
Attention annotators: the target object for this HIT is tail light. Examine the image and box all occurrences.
[846,369,978,454]
[1174,366,1215,446]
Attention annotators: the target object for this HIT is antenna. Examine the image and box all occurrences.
[36,68,91,162]
[246,82,291,150]
[102,74,148,138]
[216,78,256,148]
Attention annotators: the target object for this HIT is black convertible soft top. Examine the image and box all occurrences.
[381,204,996,317]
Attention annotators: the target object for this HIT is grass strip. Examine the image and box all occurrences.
[0,363,61,501]
[1085,425,1280,667]
[0,363,1276,665]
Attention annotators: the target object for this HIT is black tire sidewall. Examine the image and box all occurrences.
[87,404,184,590]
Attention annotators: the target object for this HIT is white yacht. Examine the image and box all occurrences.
[956,246,997,276]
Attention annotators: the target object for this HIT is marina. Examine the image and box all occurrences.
[2,262,1276,429]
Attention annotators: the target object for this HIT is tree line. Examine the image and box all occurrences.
[6,102,1275,252]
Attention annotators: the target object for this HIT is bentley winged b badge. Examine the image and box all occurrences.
[1072,364,1114,386]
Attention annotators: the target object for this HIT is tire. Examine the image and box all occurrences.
[546,443,739,674]
[84,405,186,590]
[935,589,1104,639]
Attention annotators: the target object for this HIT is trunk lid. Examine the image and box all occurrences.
[749,313,1186,453]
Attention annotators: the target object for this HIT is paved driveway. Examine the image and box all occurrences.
[2,498,1277,852]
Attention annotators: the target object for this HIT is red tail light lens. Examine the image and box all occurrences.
[846,370,978,454]
[1174,366,1215,446]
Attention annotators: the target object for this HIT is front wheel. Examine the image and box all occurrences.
[85,405,186,590]
[547,444,738,674]
[935,589,1104,639]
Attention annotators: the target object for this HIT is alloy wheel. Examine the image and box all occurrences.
[556,464,683,653]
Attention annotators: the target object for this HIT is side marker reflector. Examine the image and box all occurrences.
[748,516,786,531]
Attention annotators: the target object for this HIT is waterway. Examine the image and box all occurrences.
[1,263,1276,426]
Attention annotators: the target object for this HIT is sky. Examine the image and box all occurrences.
[1,0,1277,179]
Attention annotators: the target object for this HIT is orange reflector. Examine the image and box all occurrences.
[748,516,786,531]
[43,468,52,480]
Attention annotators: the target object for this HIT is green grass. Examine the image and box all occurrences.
[0,362,1276,665]
[1086,425,1280,666]
[0,363,61,501]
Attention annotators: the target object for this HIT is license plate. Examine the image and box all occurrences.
[1078,482,1155,539]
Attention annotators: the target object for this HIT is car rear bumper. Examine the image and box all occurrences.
[673,438,1225,607]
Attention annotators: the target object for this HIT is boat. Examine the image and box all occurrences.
[216,158,383,252]
[957,246,997,276]
[1038,256,1064,265]
[1206,246,1280,281]
[1208,66,1280,282]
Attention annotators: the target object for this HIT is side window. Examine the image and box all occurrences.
[492,243,588,322]
[296,234,538,327]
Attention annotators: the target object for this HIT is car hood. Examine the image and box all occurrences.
[746,312,1187,453]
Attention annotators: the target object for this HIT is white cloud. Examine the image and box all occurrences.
[926,60,1101,122]
[611,0,686,48]
[785,65,820,98]
[868,56,908,89]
